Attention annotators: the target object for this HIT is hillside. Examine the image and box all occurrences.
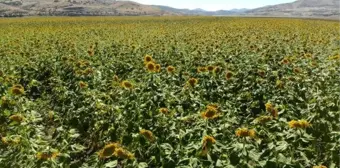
[0,0,170,16]
[247,0,339,18]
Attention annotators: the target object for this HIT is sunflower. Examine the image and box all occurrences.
[37,151,60,160]
[187,78,198,87]
[144,55,153,63]
[276,80,284,88]
[10,84,24,95]
[248,129,256,138]
[255,115,273,124]
[1,137,8,144]
[293,68,301,73]
[114,148,134,160]
[225,71,233,80]
[146,62,156,72]
[213,66,221,73]
[288,120,301,128]
[98,143,120,159]
[235,128,256,138]
[258,70,265,77]
[299,119,311,128]
[202,135,216,146]
[9,114,23,122]
[79,81,88,89]
[207,66,215,71]
[270,108,279,118]
[313,165,327,168]
[155,64,161,72]
[140,129,155,142]
[197,67,207,73]
[166,66,175,73]
[201,107,218,119]
[159,108,169,115]
[113,75,119,82]
[235,128,249,137]
[121,80,133,89]
[282,58,289,64]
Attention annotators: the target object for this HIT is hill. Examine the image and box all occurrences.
[0,0,170,16]
[247,0,339,18]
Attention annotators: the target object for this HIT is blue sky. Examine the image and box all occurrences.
[134,0,296,11]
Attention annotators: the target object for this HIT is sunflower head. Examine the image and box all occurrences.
[188,78,198,87]
[255,115,273,124]
[226,71,233,80]
[288,120,301,128]
[299,119,311,128]
[207,66,215,71]
[202,107,218,119]
[114,148,134,160]
[258,70,265,77]
[159,108,169,115]
[140,129,155,142]
[9,114,23,123]
[248,129,256,138]
[313,165,327,168]
[294,68,301,73]
[197,67,207,73]
[235,128,249,137]
[282,58,289,64]
[144,55,153,63]
[79,81,88,89]
[1,137,8,144]
[265,102,273,112]
[203,135,216,146]
[98,143,120,159]
[155,64,161,72]
[167,66,175,73]
[10,84,24,95]
[121,80,133,89]
[270,108,279,118]
[146,62,156,72]
[213,66,221,73]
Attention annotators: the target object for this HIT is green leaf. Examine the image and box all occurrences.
[105,160,117,168]
[138,162,148,168]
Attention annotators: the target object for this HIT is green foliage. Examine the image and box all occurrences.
[0,17,339,168]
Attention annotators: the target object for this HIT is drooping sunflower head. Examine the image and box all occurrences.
[9,114,24,123]
[248,129,256,138]
[98,143,120,159]
[10,84,24,95]
[265,102,273,112]
[188,78,198,87]
[79,81,88,89]
[114,148,134,160]
[159,108,169,115]
[167,66,175,73]
[203,135,216,146]
[144,55,153,63]
[121,80,133,89]
[155,64,161,72]
[37,151,59,160]
[255,116,273,124]
[313,165,327,168]
[146,62,156,72]
[299,119,311,129]
[235,128,249,137]
[288,120,300,128]
[270,108,279,118]
[140,129,155,142]
[213,66,221,73]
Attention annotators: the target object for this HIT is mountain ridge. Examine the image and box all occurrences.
[0,0,338,18]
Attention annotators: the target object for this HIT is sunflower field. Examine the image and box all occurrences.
[0,17,339,168]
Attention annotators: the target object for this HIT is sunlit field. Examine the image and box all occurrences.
[0,16,339,168]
